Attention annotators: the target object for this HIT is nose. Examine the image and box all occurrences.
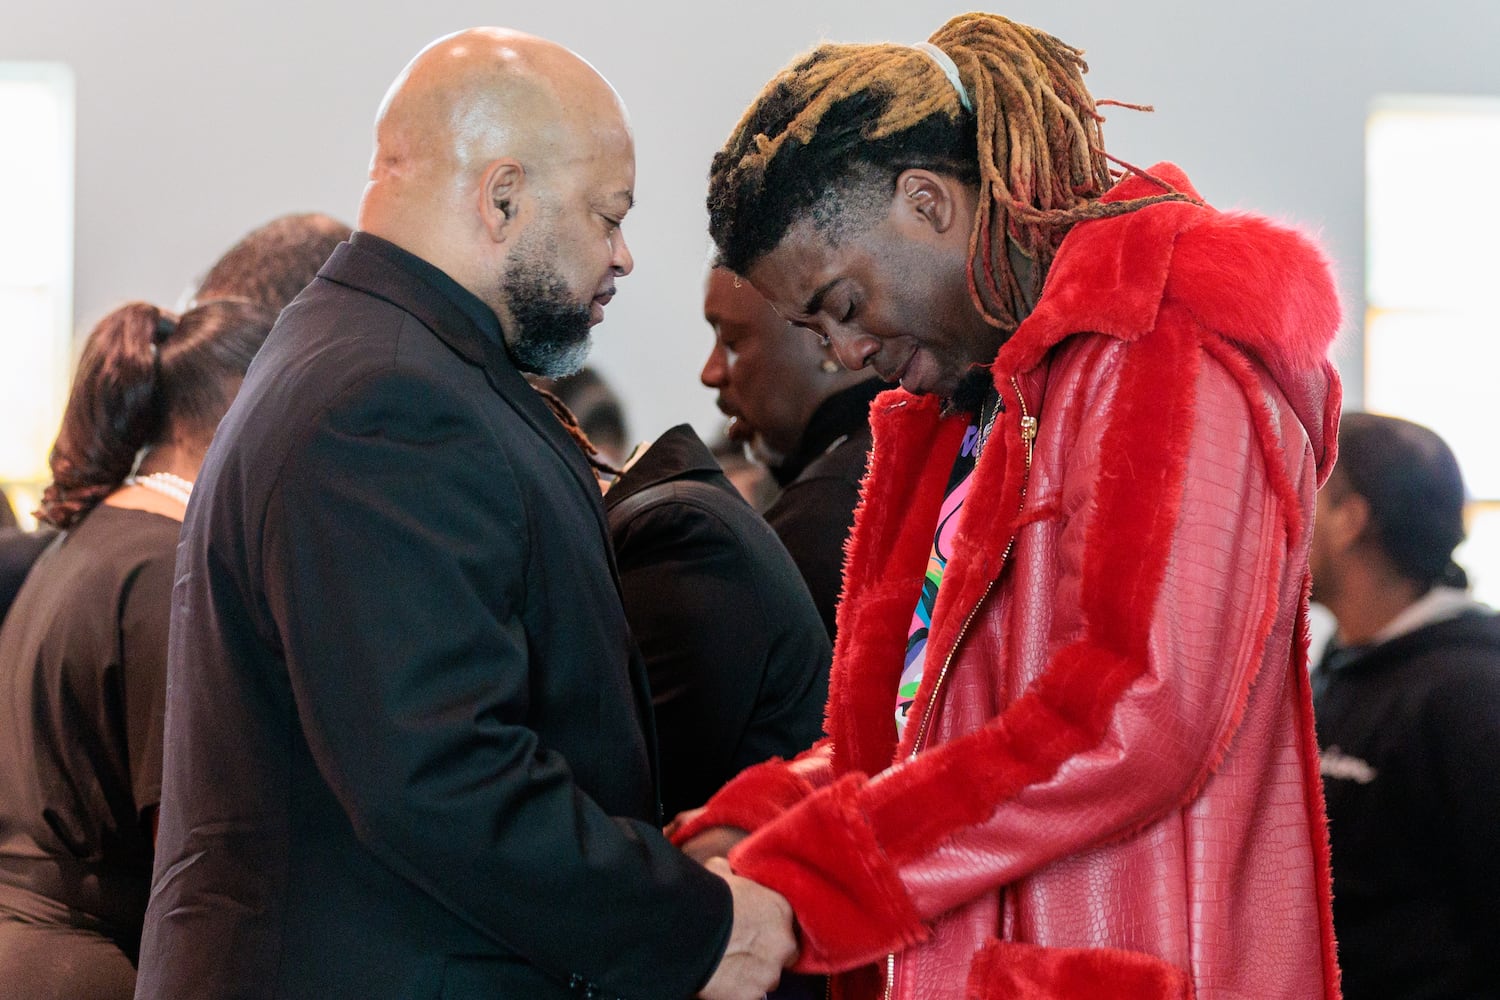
[700,340,728,388]
[828,326,881,372]
[610,227,634,277]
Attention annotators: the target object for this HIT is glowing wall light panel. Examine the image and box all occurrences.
[1459,504,1500,610]
[1366,95,1500,601]
[1365,310,1500,501]
[0,63,74,485]
[1366,96,1500,501]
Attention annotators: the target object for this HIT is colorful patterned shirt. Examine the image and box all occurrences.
[895,417,983,738]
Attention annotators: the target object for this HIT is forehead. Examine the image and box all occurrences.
[561,124,635,202]
[744,221,846,317]
[704,269,783,332]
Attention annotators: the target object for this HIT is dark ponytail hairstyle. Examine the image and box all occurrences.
[38,297,275,529]
[1334,411,1470,592]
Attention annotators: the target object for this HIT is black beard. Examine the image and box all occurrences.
[502,253,593,378]
[944,366,995,417]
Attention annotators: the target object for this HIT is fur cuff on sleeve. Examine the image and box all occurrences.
[729,773,928,972]
[670,757,817,845]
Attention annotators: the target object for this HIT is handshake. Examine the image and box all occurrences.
[677,822,800,1000]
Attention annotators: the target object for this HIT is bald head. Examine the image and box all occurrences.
[358,28,636,373]
[365,29,627,195]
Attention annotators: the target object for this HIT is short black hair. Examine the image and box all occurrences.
[1334,412,1469,589]
[195,213,351,315]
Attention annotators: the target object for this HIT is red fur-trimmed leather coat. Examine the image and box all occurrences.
[675,165,1344,1000]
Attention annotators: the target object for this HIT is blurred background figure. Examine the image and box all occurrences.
[189,211,352,314]
[710,432,779,512]
[0,299,275,1000]
[531,365,631,469]
[0,212,352,629]
[0,525,52,630]
[700,266,884,638]
[0,491,54,628]
[1311,412,1500,1000]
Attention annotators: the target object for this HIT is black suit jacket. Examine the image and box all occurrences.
[764,380,881,640]
[606,425,829,818]
[136,234,730,1000]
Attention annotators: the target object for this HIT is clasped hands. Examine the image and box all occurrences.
[676,818,798,1000]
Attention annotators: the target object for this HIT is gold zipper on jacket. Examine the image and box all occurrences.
[882,377,1034,1000]
[906,377,1034,760]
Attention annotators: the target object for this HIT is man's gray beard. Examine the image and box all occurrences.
[501,237,594,378]
[510,324,592,378]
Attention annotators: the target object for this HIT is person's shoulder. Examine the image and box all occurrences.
[259,304,495,447]
[1354,612,1500,715]
[798,428,874,487]
[613,477,747,544]
[1405,618,1500,751]
[29,508,179,601]
[1007,171,1339,381]
[1412,610,1500,676]
[619,476,804,574]
[767,468,860,529]
[69,505,180,548]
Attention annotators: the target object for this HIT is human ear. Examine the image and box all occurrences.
[479,159,526,242]
[1328,493,1372,552]
[893,169,960,234]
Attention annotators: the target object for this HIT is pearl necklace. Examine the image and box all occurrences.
[125,471,194,506]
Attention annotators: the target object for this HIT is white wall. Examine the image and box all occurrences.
[5,0,1500,446]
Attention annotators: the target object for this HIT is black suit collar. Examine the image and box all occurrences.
[323,232,500,368]
[773,377,885,486]
[605,425,731,510]
[318,233,606,509]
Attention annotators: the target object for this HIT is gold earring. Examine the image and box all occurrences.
[820,358,840,374]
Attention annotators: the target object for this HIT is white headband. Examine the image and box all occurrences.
[913,42,973,113]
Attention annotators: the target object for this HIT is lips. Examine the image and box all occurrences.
[716,400,754,443]
[588,288,615,327]
[878,346,919,387]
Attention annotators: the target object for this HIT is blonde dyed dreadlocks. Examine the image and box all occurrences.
[707,12,1197,333]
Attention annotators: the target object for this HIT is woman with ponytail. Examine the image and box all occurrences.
[0,297,273,999]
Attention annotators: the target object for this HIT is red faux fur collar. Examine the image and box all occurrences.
[1004,163,1342,480]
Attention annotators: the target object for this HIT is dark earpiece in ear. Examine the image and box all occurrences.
[494,198,512,219]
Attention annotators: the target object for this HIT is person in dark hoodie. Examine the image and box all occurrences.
[1311,411,1500,1000]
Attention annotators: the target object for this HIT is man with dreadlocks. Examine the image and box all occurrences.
[672,11,1344,1000]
